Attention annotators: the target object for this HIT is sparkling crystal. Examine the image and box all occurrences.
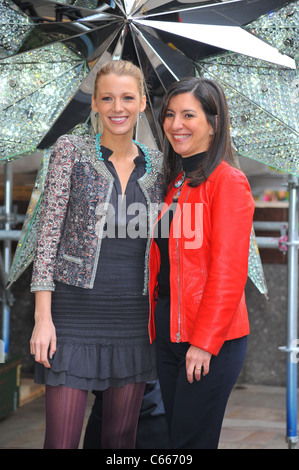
[0,43,87,162]
[245,2,298,60]
[0,0,33,58]
[248,228,268,296]
[196,1,298,178]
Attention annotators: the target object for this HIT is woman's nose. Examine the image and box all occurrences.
[171,116,183,130]
[113,98,123,112]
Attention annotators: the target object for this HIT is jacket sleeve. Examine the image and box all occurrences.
[190,166,255,355]
[30,136,78,292]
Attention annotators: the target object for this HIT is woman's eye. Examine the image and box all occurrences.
[124,96,134,101]
[165,112,174,118]
[102,96,112,101]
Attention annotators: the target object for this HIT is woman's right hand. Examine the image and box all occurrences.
[30,317,56,368]
[30,291,56,368]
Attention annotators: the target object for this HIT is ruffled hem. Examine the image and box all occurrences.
[34,369,157,391]
[34,341,157,391]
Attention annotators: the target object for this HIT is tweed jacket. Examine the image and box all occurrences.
[30,134,164,294]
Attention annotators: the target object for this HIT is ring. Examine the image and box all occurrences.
[195,365,202,370]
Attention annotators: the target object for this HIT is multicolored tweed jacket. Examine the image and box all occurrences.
[30,134,164,294]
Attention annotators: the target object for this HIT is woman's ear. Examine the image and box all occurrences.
[91,95,98,113]
[139,95,146,113]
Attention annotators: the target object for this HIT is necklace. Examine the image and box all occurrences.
[173,172,186,202]
[95,133,152,174]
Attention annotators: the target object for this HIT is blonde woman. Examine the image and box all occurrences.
[30,60,163,449]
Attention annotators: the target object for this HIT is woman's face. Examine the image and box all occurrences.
[92,73,146,138]
[163,92,214,157]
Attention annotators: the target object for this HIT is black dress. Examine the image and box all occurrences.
[34,146,156,391]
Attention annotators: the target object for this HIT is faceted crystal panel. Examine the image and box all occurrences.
[197,57,298,175]
[244,1,298,60]
[0,43,87,162]
[0,0,33,58]
[248,229,268,296]
[197,1,298,176]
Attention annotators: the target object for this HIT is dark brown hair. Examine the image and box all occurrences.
[159,77,238,189]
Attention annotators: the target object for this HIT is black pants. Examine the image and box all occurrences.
[155,296,247,449]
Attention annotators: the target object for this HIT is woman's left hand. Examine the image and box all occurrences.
[186,345,212,383]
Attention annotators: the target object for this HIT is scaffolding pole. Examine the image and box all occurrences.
[1,162,13,356]
[279,175,299,448]
[253,177,298,448]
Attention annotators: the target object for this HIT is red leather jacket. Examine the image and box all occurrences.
[148,161,255,356]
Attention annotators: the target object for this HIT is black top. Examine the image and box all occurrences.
[93,145,148,296]
[154,152,205,297]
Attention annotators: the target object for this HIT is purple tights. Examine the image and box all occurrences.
[43,382,146,449]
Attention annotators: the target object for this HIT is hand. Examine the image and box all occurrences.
[30,317,56,369]
[185,345,212,383]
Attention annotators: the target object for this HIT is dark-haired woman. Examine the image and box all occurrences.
[148,77,255,449]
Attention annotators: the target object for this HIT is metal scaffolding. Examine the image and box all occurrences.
[253,177,299,447]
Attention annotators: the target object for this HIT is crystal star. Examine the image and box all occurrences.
[2,0,296,152]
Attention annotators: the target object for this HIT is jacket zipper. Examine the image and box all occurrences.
[175,188,191,343]
[176,223,181,343]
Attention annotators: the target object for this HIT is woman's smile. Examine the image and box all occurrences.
[171,134,191,142]
[109,116,129,124]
